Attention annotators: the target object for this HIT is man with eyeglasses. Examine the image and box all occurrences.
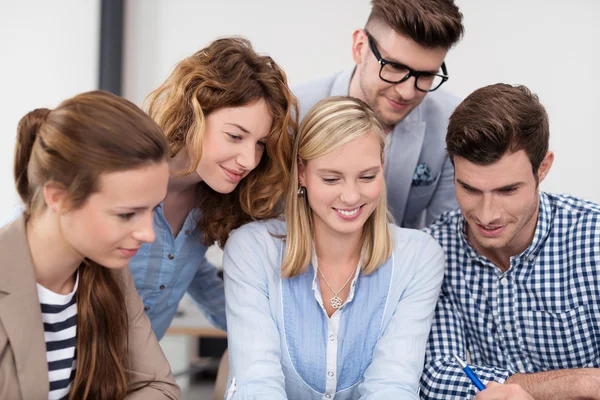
[294,0,464,228]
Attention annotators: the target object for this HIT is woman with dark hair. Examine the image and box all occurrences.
[0,90,179,400]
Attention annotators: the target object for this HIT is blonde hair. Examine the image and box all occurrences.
[144,37,296,247]
[281,96,392,278]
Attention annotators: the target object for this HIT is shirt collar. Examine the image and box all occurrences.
[330,67,355,96]
[457,192,553,267]
[155,202,201,234]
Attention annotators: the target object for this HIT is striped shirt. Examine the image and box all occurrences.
[37,273,78,400]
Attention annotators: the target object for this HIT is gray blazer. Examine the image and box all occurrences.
[0,216,181,400]
[293,68,460,228]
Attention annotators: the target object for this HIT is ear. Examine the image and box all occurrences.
[351,29,367,65]
[537,151,554,183]
[297,157,306,187]
[42,181,70,213]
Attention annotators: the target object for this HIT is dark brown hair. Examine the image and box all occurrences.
[14,90,169,399]
[367,0,464,48]
[446,83,550,176]
[145,36,297,247]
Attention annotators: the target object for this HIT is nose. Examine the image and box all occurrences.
[476,194,502,226]
[394,76,417,101]
[236,143,259,170]
[133,212,156,244]
[340,182,360,206]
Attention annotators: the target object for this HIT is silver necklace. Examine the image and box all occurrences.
[317,267,355,309]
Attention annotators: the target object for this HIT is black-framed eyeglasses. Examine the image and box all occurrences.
[365,30,449,92]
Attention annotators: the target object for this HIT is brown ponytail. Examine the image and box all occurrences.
[14,108,51,214]
[14,91,168,400]
[69,263,129,399]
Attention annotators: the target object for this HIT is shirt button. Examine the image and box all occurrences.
[528,255,536,262]
[325,395,331,399]
[144,306,150,311]
[505,323,512,331]
[328,371,334,377]
[329,335,335,341]
[159,285,165,290]
[500,277,508,285]
[185,229,191,235]
[168,253,174,260]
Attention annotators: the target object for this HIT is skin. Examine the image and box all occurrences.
[164,99,273,235]
[474,382,535,400]
[454,150,554,271]
[27,162,169,294]
[299,132,384,316]
[349,23,448,131]
[455,150,600,398]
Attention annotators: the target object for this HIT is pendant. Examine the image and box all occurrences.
[330,295,343,309]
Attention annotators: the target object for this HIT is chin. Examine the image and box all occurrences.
[330,221,365,235]
[90,257,128,269]
[474,235,509,250]
[207,179,239,194]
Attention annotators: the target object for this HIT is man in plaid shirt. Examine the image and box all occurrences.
[421,83,600,399]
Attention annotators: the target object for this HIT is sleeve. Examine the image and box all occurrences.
[425,157,458,226]
[358,237,444,399]
[222,227,287,400]
[186,255,227,331]
[120,267,181,400]
[420,283,514,399]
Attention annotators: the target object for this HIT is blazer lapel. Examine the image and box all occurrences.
[385,108,426,224]
[0,217,50,399]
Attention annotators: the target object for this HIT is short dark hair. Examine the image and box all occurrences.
[367,0,464,48]
[446,83,550,176]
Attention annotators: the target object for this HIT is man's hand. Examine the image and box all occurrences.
[474,382,535,400]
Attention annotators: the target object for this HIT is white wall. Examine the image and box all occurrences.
[0,1,100,223]
[2,1,599,215]
[446,0,600,201]
[124,0,600,202]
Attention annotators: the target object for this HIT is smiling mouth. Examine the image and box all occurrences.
[119,247,140,257]
[332,205,365,220]
[336,208,360,216]
[386,97,411,108]
[220,166,243,182]
[476,223,506,237]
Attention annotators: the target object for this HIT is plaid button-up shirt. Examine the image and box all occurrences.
[420,192,600,399]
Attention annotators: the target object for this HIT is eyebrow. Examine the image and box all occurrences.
[369,34,441,75]
[225,123,250,134]
[317,166,381,174]
[114,195,167,211]
[456,179,524,192]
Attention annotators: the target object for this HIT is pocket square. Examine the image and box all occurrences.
[412,163,438,187]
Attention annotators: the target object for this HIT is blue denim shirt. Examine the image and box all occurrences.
[223,219,444,400]
[130,204,227,340]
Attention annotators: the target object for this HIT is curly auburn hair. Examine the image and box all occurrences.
[145,37,297,247]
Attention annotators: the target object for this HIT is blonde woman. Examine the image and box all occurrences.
[223,96,444,399]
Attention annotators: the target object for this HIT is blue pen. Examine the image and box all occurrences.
[454,354,486,391]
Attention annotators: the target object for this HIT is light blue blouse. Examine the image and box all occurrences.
[223,219,444,399]
[129,204,227,340]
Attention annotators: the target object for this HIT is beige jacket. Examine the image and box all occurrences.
[0,216,180,399]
